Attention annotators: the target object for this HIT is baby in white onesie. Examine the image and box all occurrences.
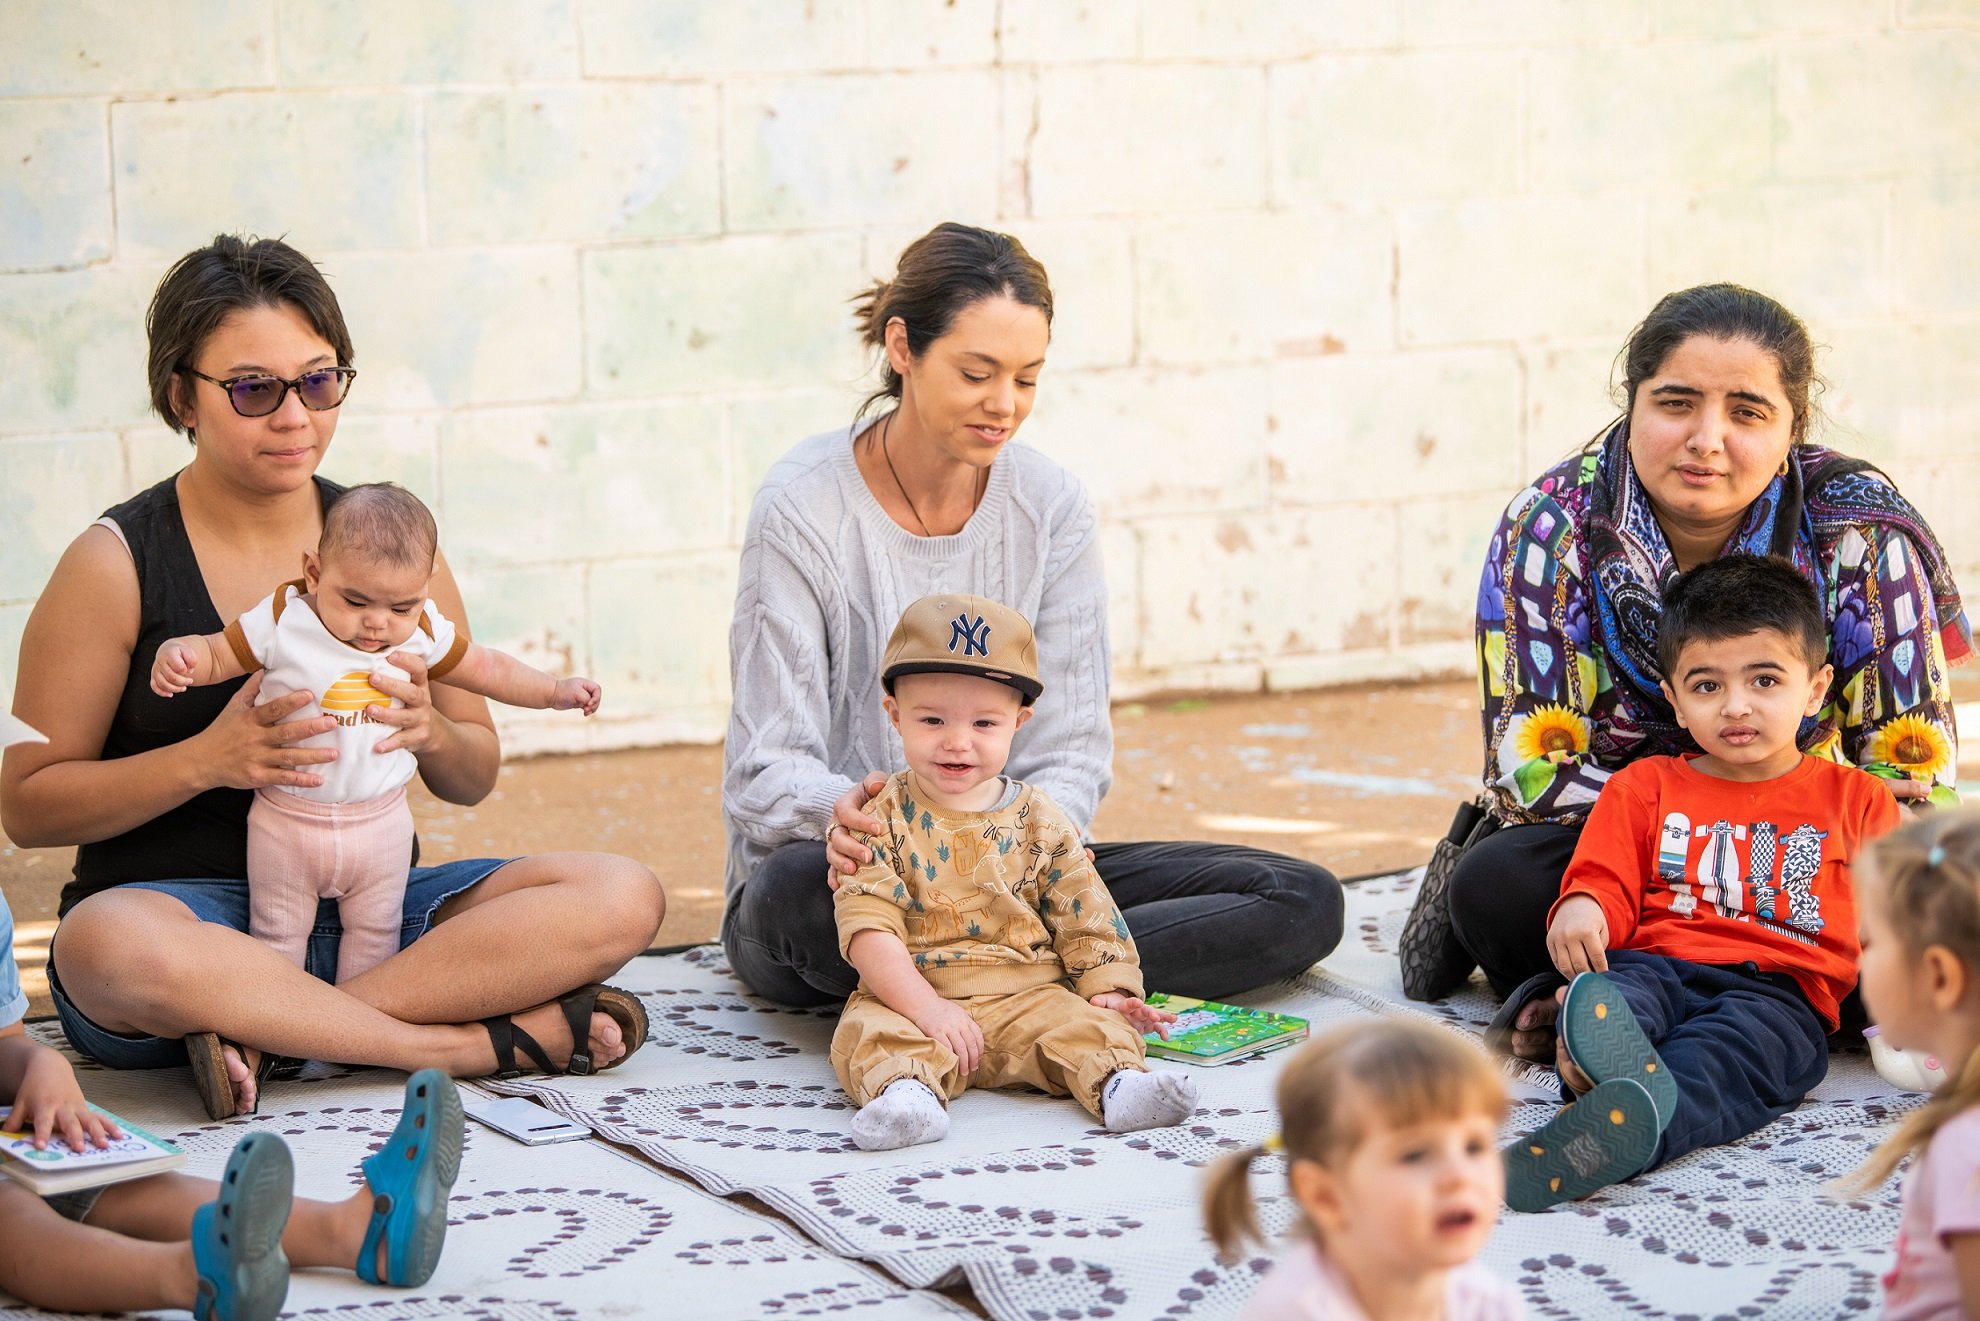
[150,482,601,982]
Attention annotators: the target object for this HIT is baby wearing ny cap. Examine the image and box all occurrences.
[829,593,1200,1150]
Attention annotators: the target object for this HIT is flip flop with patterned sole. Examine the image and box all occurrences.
[187,1034,302,1122]
[356,1068,464,1288]
[1559,972,1677,1133]
[1503,1077,1659,1213]
[192,1132,294,1321]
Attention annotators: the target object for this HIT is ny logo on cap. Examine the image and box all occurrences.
[949,612,991,657]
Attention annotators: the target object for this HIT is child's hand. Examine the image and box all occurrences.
[151,639,200,697]
[5,1045,120,1153]
[909,1000,984,1075]
[1091,992,1177,1039]
[1546,894,1610,977]
[551,677,602,716]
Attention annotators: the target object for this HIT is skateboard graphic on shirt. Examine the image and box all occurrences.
[1654,811,1827,937]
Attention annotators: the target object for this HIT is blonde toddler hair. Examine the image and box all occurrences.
[1203,1017,1507,1259]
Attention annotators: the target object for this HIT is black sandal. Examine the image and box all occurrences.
[482,983,649,1079]
[186,1033,302,1121]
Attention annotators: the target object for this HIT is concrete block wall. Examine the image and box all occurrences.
[3,0,1978,755]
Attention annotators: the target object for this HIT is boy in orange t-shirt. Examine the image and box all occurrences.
[1502,554,1902,1211]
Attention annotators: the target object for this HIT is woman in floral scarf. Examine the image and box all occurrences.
[1441,284,1968,1053]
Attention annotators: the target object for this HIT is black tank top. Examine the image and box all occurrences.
[63,475,345,913]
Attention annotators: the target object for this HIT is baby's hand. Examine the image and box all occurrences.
[151,639,201,697]
[1091,992,1177,1040]
[551,677,602,716]
[1546,894,1610,977]
[5,1045,120,1153]
[909,999,984,1075]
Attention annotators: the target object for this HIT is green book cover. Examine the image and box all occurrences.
[1142,994,1309,1066]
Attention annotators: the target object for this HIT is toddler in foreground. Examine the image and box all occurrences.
[1205,1019,1524,1321]
[151,482,601,983]
[1850,811,1980,1319]
[830,594,1198,1150]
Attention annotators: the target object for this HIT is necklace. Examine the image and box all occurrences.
[879,413,986,537]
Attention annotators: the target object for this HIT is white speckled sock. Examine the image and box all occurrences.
[850,1079,950,1151]
[1100,1069,1199,1132]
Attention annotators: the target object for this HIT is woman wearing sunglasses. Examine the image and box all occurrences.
[721,222,1345,1007]
[0,235,665,1117]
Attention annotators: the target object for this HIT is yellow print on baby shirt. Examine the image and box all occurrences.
[320,671,393,727]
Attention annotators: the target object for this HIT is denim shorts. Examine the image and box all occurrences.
[48,858,512,1071]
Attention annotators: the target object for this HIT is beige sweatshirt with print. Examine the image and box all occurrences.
[833,772,1144,1001]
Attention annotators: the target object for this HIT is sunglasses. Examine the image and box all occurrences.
[185,366,356,418]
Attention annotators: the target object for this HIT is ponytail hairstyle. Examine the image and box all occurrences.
[850,222,1053,426]
[1203,1018,1506,1260]
[1848,809,1980,1192]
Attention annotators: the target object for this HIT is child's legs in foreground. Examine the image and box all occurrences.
[324,788,416,983]
[967,983,1147,1119]
[831,990,968,1105]
[0,1180,192,1312]
[247,787,327,969]
[1600,951,1829,1167]
[84,1169,376,1271]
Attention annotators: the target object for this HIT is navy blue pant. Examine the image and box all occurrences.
[1572,949,1830,1170]
[724,839,1344,1007]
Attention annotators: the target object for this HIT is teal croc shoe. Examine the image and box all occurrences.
[1559,972,1677,1132]
[1503,1077,1659,1213]
[357,1068,464,1288]
[192,1132,294,1321]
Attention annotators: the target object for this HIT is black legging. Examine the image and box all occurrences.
[724,839,1345,1007]
[1447,820,1584,999]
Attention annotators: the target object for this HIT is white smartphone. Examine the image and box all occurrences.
[462,1095,593,1145]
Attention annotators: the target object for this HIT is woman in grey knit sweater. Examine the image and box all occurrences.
[720,222,1343,1007]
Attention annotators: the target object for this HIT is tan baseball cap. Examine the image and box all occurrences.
[881,594,1043,706]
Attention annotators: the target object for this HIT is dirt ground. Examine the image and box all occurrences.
[2,679,1482,1015]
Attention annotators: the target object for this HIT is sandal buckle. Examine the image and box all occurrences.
[568,1050,594,1076]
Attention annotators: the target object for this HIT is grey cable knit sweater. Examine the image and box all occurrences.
[721,423,1113,926]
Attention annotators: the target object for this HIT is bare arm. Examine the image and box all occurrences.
[846,929,983,1075]
[1953,1234,1980,1319]
[440,642,600,715]
[150,628,248,696]
[1,528,335,848]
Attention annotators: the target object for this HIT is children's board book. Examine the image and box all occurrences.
[1142,994,1309,1066]
[0,1106,185,1195]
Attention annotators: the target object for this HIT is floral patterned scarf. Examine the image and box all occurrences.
[1584,420,1972,752]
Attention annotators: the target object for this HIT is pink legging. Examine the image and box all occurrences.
[246,784,413,984]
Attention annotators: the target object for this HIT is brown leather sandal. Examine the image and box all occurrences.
[185,1032,302,1121]
[482,983,649,1079]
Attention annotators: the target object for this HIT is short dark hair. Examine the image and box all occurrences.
[852,222,1053,424]
[147,235,354,443]
[1616,283,1823,445]
[319,483,437,571]
[1657,553,1828,677]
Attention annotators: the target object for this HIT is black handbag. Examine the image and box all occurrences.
[1398,798,1502,1001]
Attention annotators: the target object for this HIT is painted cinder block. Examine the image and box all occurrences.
[1822,322,1980,466]
[277,0,580,84]
[1776,33,1980,179]
[576,0,864,77]
[866,0,998,67]
[1020,366,1270,520]
[1398,491,1515,645]
[438,401,729,568]
[331,249,582,410]
[587,554,740,711]
[1268,348,1523,507]
[0,432,127,601]
[1895,174,1980,317]
[1024,65,1268,217]
[1397,195,1646,345]
[1141,0,1399,57]
[1400,0,1648,46]
[727,388,867,536]
[1273,52,1519,203]
[723,72,999,232]
[0,100,111,270]
[1528,44,1772,191]
[318,414,442,512]
[1098,520,1141,671]
[0,266,153,432]
[123,425,195,498]
[1900,0,1980,25]
[427,85,721,245]
[1649,0,1887,38]
[997,0,1140,62]
[1136,210,1393,366]
[0,0,272,95]
[1646,184,1890,325]
[1519,339,1621,474]
[583,235,867,397]
[113,94,419,257]
[447,560,592,694]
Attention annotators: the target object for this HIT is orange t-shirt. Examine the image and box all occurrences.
[1551,754,1902,1029]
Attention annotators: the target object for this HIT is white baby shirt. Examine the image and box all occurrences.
[224,580,466,804]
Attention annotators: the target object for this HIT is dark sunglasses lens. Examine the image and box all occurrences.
[298,370,349,409]
[228,377,283,416]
